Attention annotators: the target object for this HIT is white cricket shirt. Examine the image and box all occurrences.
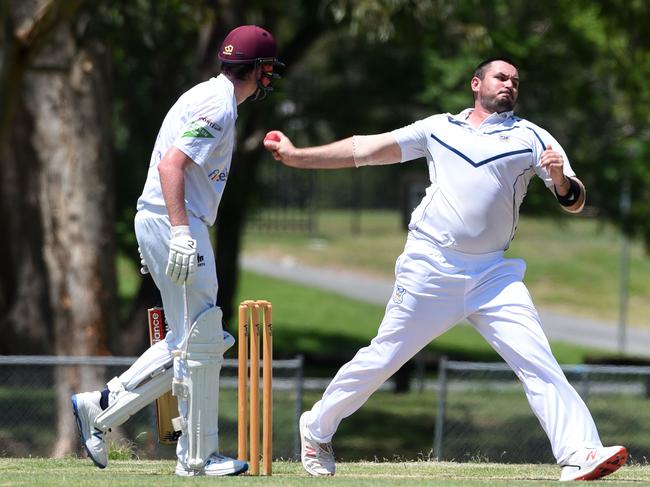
[393,109,576,254]
[137,74,237,226]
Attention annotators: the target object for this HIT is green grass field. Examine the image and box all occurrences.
[242,210,650,328]
[0,458,647,486]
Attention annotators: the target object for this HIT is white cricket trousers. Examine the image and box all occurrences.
[117,207,218,461]
[120,207,217,388]
[134,207,218,347]
[306,235,601,464]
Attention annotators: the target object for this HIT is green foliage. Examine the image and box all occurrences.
[86,0,214,261]
[95,0,650,332]
[313,0,650,244]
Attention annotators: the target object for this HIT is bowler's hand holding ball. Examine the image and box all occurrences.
[264,131,283,160]
[264,131,281,142]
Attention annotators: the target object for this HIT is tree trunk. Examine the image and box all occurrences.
[117,275,161,356]
[0,0,83,355]
[0,98,53,354]
[20,19,116,457]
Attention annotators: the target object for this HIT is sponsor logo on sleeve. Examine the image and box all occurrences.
[198,116,222,132]
[181,116,222,139]
[182,121,214,138]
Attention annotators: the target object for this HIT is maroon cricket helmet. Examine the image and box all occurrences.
[218,25,284,100]
[218,25,279,64]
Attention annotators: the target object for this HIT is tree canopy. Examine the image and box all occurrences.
[1,0,648,456]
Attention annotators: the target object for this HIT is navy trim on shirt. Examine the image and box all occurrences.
[525,127,547,150]
[430,133,533,168]
[446,116,467,128]
[485,126,519,135]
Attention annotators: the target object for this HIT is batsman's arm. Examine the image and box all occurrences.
[263,131,401,169]
[159,146,198,284]
[158,146,193,226]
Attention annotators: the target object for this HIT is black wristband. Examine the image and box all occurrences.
[555,177,581,206]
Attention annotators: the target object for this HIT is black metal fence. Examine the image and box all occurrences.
[433,359,650,464]
[248,161,318,234]
[0,355,303,461]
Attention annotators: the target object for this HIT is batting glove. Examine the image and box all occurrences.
[165,226,197,285]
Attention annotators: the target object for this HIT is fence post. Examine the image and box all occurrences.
[582,367,591,403]
[433,355,448,461]
[415,352,426,393]
[294,354,304,459]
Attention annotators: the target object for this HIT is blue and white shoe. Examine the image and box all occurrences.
[175,453,248,476]
[71,391,108,468]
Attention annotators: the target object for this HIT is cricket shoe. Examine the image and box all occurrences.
[175,453,248,477]
[71,391,108,469]
[559,445,627,481]
[300,411,335,476]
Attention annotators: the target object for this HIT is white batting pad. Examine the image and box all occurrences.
[172,305,224,470]
[95,365,173,431]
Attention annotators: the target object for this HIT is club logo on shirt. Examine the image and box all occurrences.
[392,285,406,304]
[181,120,215,138]
[208,168,229,183]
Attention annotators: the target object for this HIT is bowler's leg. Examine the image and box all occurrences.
[306,248,466,444]
[467,276,600,463]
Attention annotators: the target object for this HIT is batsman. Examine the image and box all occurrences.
[71,25,283,476]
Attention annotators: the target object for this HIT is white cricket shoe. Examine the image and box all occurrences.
[300,411,335,476]
[175,453,248,477]
[559,445,627,481]
[71,391,108,469]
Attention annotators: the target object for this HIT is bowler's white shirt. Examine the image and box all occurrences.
[137,74,237,226]
[393,109,575,254]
